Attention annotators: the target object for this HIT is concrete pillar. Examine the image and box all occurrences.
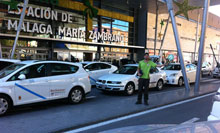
[96,0,102,61]
[135,0,148,62]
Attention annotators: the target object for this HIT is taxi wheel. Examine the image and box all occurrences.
[0,95,11,116]
[68,87,84,104]
[178,78,183,87]
[156,80,163,91]
[124,83,135,96]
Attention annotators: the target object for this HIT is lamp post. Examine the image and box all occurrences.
[10,0,29,59]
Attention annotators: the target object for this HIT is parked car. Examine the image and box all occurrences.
[0,59,20,71]
[208,87,220,121]
[0,61,91,115]
[212,64,220,78]
[201,62,212,76]
[150,55,163,66]
[162,63,197,86]
[96,64,166,95]
[81,62,118,85]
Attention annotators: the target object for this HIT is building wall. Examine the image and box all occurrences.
[147,11,220,66]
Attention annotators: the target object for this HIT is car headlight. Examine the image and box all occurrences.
[107,81,122,84]
[213,92,220,102]
[170,73,178,77]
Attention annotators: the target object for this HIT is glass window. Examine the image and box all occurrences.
[50,63,79,76]
[162,64,181,70]
[155,68,159,73]
[85,63,101,71]
[9,64,46,81]
[150,68,159,74]
[100,63,111,69]
[190,64,196,70]
[114,66,137,75]
[0,61,14,71]
[186,65,191,71]
[0,64,25,79]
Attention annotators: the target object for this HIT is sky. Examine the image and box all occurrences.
[209,5,220,17]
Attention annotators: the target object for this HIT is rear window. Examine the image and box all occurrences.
[50,63,79,76]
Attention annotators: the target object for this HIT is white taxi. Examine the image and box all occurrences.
[96,64,166,95]
[162,63,197,86]
[0,61,91,115]
[81,62,118,86]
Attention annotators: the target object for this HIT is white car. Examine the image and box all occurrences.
[208,88,220,121]
[0,59,20,71]
[81,62,118,85]
[0,61,91,115]
[96,64,167,95]
[212,64,220,78]
[162,63,197,86]
[201,62,213,76]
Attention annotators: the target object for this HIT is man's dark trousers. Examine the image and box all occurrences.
[137,78,150,103]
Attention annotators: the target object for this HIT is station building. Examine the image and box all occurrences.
[0,0,219,67]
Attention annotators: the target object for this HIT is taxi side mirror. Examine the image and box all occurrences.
[18,74,26,80]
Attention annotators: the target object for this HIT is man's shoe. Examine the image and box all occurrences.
[135,101,142,104]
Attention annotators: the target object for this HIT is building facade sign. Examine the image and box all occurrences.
[7,4,124,42]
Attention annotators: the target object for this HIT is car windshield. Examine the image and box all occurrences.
[162,64,181,70]
[114,66,137,75]
[0,64,25,79]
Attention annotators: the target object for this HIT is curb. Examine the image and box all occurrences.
[55,89,217,133]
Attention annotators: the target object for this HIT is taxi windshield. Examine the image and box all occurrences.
[114,66,137,75]
[0,64,25,79]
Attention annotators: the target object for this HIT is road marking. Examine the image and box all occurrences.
[201,78,218,82]
[66,92,215,133]
[180,117,200,125]
[86,96,96,99]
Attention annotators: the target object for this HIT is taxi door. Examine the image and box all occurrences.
[11,63,50,105]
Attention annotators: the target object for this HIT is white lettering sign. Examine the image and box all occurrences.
[6,5,124,42]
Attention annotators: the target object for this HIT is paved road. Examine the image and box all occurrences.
[0,76,219,133]
[78,93,214,133]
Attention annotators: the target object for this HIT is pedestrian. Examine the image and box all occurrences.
[136,53,157,105]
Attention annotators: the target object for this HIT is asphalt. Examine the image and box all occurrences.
[0,76,219,133]
[83,93,214,133]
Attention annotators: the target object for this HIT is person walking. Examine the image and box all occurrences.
[136,53,157,105]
